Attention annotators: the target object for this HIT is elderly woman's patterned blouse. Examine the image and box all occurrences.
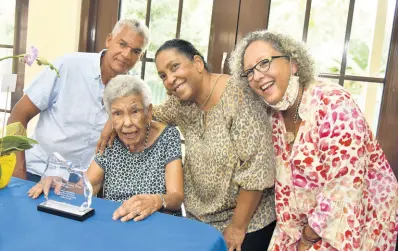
[153,78,276,233]
[95,126,182,203]
[268,81,398,250]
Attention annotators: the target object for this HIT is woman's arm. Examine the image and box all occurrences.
[223,189,262,251]
[304,87,397,250]
[162,159,184,211]
[224,83,275,250]
[86,160,105,196]
[231,189,262,230]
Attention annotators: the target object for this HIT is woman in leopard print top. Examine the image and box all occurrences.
[153,39,276,251]
[99,39,277,251]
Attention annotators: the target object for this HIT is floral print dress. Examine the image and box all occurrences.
[268,81,398,251]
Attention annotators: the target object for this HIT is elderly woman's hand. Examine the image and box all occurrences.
[96,119,117,155]
[112,194,162,222]
[27,176,63,199]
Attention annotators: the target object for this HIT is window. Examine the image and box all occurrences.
[119,0,214,105]
[0,0,16,128]
[268,0,396,135]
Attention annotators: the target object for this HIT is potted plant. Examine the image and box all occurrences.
[0,122,38,188]
[0,46,59,188]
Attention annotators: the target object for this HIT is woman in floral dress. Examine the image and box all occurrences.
[229,30,398,251]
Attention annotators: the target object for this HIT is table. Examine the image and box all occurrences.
[0,178,227,251]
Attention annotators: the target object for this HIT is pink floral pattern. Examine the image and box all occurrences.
[268,82,398,251]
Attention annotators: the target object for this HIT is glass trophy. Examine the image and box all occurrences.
[37,152,95,221]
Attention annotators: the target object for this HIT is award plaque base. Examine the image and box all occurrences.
[37,200,95,222]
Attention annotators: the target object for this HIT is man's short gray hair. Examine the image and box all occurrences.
[229,30,315,87]
[103,75,152,115]
[111,18,150,50]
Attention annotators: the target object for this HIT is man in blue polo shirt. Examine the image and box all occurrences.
[8,18,150,182]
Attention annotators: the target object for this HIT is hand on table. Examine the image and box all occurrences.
[113,194,161,222]
[223,224,246,251]
[27,176,63,199]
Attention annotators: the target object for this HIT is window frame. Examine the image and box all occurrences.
[0,0,29,114]
[295,0,386,86]
[79,0,398,176]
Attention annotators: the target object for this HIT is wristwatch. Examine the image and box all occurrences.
[159,194,167,210]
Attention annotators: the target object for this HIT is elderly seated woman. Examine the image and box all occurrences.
[28,75,184,222]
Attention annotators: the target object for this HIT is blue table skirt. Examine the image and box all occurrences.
[0,178,227,251]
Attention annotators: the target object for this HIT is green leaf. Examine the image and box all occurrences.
[0,135,38,154]
[1,147,28,156]
[1,135,38,144]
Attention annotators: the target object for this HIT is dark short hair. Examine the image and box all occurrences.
[155,39,209,71]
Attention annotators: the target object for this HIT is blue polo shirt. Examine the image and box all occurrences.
[24,51,109,176]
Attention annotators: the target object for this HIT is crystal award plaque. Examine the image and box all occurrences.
[37,152,95,221]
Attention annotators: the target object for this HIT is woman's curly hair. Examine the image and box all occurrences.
[229,30,315,86]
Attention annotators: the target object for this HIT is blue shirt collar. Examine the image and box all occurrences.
[94,49,107,80]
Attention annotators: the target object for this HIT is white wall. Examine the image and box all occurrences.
[24,0,82,134]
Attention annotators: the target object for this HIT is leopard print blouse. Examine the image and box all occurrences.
[153,78,276,233]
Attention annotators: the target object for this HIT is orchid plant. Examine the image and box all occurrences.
[0,46,60,186]
[0,46,60,157]
[0,46,60,77]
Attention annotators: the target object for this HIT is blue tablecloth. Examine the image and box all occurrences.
[0,178,227,251]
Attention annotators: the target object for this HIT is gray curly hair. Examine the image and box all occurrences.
[103,75,152,116]
[229,30,315,86]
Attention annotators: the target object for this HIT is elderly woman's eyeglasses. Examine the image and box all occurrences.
[240,55,289,81]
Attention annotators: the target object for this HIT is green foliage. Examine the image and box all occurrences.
[349,40,370,70]
[0,135,38,156]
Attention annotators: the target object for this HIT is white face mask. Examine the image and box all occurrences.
[263,75,300,111]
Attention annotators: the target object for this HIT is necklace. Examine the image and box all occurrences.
[199,74,223,110]
[141,123,150,153]
[284,86,304,144]
[199,74,223,131]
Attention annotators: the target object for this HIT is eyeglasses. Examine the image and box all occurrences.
[240,55,289,81]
